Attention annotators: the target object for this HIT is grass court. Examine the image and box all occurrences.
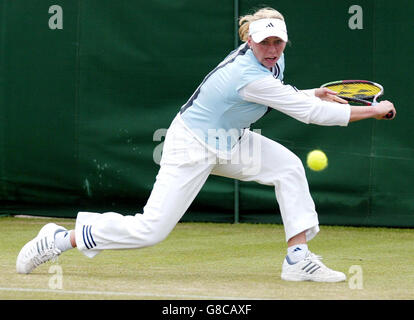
[1,216,413,300]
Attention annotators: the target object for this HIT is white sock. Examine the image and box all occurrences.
[287,244,308,264]
[54,230,74,252]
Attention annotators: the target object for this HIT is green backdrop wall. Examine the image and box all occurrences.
[1,0,413,228]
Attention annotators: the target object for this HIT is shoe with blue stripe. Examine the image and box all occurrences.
[16,223,67,274]
[281,251,346,282]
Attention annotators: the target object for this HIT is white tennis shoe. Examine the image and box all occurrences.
[281,251,346,282]
[16,223,67,274]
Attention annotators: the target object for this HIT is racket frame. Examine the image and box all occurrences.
[321,79,393,119]
[321,80,384,106]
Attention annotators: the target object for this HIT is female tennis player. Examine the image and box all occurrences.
[16,7,395,282]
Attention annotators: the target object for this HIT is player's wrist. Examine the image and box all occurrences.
[371,104,384,119]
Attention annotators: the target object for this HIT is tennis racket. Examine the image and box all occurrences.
[320,80,393,119]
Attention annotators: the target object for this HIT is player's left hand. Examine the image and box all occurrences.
[315,88,348,104]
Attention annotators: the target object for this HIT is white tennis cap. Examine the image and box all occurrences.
[249,18,288,43]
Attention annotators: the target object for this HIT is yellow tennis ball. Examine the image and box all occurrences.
[307,150,328,171]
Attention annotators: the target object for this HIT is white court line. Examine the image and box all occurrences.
[0,287,266,300]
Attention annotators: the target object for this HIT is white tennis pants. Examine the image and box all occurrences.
[75,114,319,258]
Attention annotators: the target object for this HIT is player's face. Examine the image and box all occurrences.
[248,36,286,70]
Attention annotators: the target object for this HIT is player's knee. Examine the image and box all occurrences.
[271,153,306,184]
[142,228,170,247]
[291,154,306,173]
[144,234,166,247]
[286,155,306,178]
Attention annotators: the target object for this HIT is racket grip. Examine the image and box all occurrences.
[385,111,394,119]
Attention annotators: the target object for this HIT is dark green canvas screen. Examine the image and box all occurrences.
[1,0,413,228]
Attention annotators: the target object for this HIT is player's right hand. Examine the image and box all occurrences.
[374,100,396,120]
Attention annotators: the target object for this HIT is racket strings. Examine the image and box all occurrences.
[325,83,381,99]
